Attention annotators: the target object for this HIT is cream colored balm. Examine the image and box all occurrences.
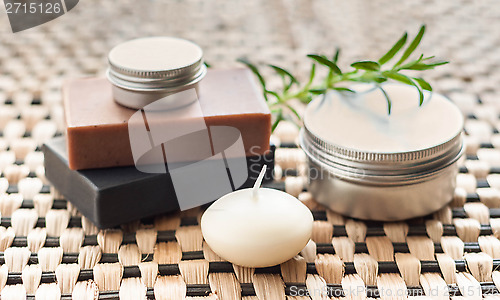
[201,166,313,268]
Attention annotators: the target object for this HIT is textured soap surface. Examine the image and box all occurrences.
[43,137,274,228]
[64,68,271,170]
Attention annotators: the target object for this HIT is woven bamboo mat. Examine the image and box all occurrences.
[0,0,500,298]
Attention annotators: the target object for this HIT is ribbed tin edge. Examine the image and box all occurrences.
[106,64,207,92]
[300,128,464,184]
[108,58,204,80]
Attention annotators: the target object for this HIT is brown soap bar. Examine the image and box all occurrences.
[64,68,271,170]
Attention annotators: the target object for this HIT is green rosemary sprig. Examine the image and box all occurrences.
[238,25,448,132]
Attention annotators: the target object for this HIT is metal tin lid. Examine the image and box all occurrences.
[107,37,207,91]
[301,84,464,178]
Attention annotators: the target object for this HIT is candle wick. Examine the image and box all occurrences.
[252,165,267,200]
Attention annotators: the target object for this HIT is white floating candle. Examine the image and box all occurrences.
[201,166,313,268]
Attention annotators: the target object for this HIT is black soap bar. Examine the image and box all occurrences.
[43,137,274,228]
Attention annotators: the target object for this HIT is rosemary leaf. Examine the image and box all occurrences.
[377,85,392,115]
[383,72,424,105]
[333,87,355,93]
[415,81,424,105]
[266,90,281,101]
[414,77,432,91]
[271,109,284,132]
[351,61,381,71]
[333,48,340,63]
[298,95,313,104]
[406,77,425,106]
[397,54,424,70]
[382,71,413,85]
[374,77,388,83]
[406,61,448,70]
[360,72,387,83]
[237,58,268,101]
[307,54,342,75]
[307,64,316,86]
[309,89,327,95]
[379,32,407,65]
[395,25,426,66]
[269,64,298,91]
[284,102,301,120]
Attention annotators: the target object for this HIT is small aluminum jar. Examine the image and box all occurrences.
[106,36,207,109]
[299,84,464,221]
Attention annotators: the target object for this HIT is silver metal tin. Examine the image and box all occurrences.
[300,84,464,221]
[106,37,207,109]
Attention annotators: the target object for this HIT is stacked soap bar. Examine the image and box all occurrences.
[43,137,274,228]
[43,68,273,228]
[64,69,271,170]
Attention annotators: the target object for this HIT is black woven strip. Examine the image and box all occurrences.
[6,221,496,256]
[278,142,299,148]
[466,193,481,202]
[182,251,204,260]
[0,240,490,266]
[284,169,299,177]
[480,142,495,148]
[315,242,483,254]
[8,258,500,283]
[46,283,500,299]
[477,179,490,188]
[6,185,51,194]
[452,209,500,220]
[262,181,286,190]
[180,217,199,227]
[19,199,67,209]
[310,213,495,237]
[0,216,82,228]
[9,231,177,248]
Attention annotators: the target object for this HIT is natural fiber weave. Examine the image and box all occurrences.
[0,0,500,298]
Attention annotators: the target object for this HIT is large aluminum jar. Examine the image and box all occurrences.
[299,84,464,221]
[106,37,207,109]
